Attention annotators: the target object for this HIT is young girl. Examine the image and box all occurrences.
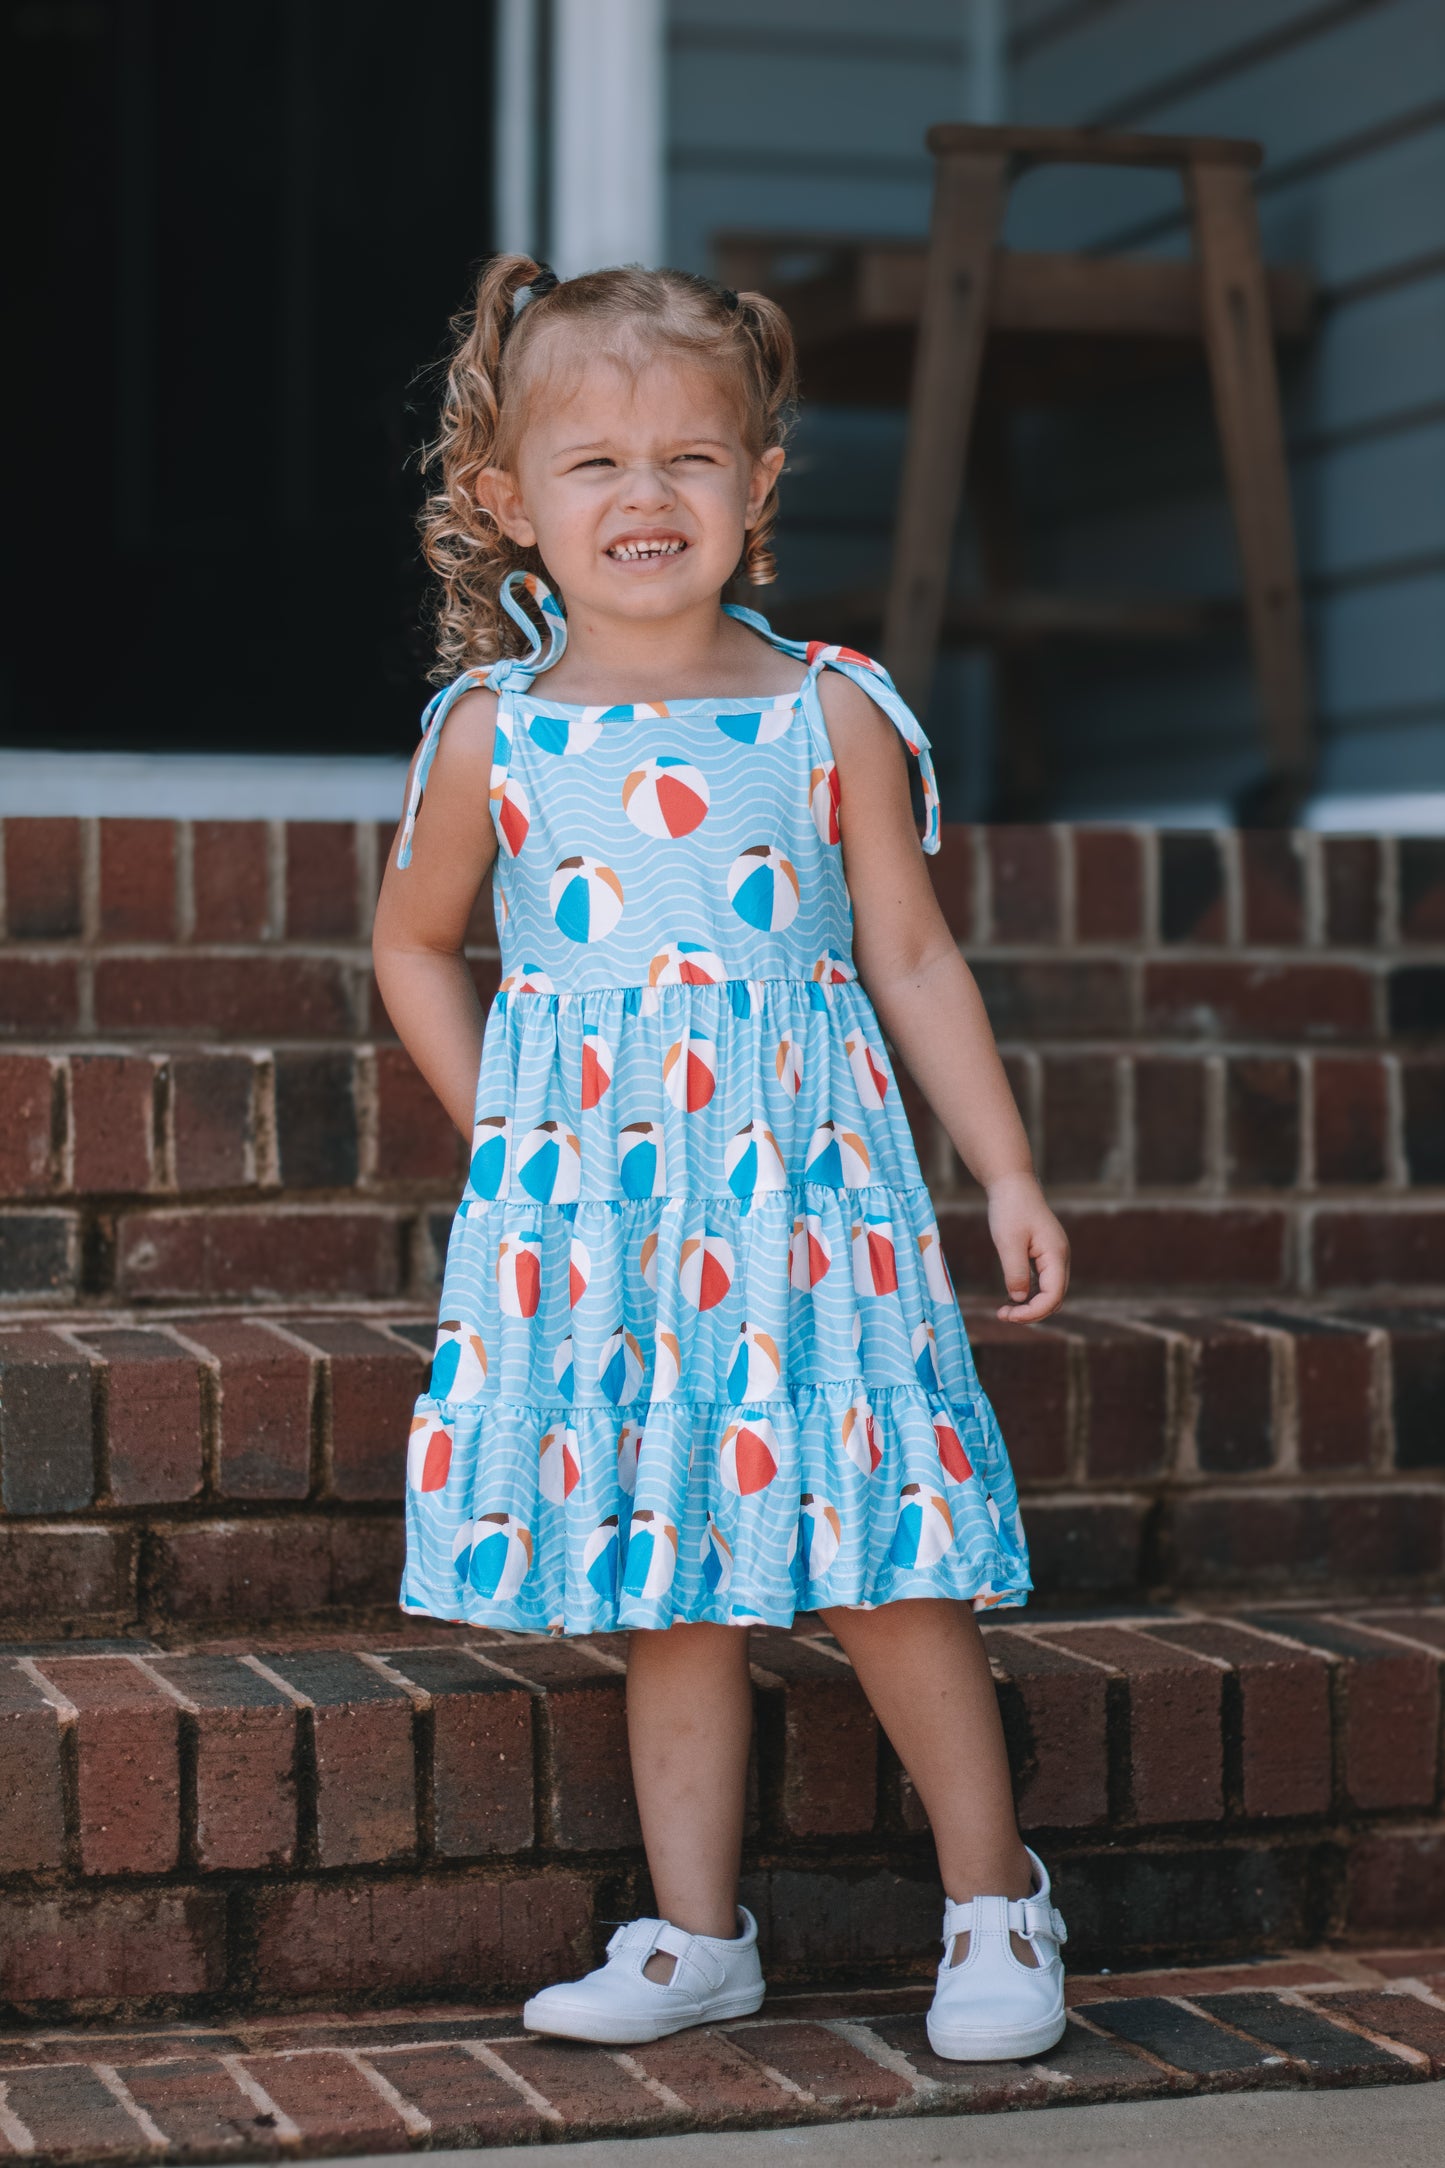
[372,257,1071,2062]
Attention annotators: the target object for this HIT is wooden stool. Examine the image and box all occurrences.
[718,124,1316,818]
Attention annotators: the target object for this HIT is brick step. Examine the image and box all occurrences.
[2,1603,1444,2019]
[2,1961,1445,2158]
[2,1302,1442,1637]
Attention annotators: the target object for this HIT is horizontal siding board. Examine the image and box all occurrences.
[1254,117,1445,293]
[669,48,952,160]
[671,0,954,37]
[1317,568,1445,714]
[1297,272,1445,437]
[668,172,931,271]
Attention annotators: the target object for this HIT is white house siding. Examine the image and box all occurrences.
[664,0,1445,817]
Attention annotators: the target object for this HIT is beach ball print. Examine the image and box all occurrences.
[679,1232,735,1310]
[639,1229,658,1291]
[851,1213,899,1297]
[583,1515,621,1600]
[890,1484,955,1571]
[649,942,725,988]
[715,696,795,746]
[517,1121,582,1204]
[499,962,555,996]
[568,1235,591,1307]
[489,772,531,857]
[728,844,799,932]
[453,1512,533,1600]
[622,1508,678,1601]
[619,1119,666,1198]
[581,1025,613,1108]
[552,1335,575,1401]
[407,1412,453,1493]
[539,1422,581,1504]
[810,762,841,845]
[598,1326,645,1406]
[841,1397,882,1475]
[775,1036,804,1096]
[725,1120,786,1198]
[912,1321,941,1391]
[700,1518,733,1596]
[470,1114,510,1199]
[811,950,855,992]
[551,856,623,943]
[497,1231,542,1318]
[727,1322,781,1402]
[917,1225,953,1305]
[430,1320,487,1402]
[789,1212,832,1289]
[798,1492,843,1581]
[806,1121,871,1187]
[844,1033,889,1110]
[529,709,604,757]
[652,1328,681,1399]
[623,755,710,838]
[720,1417,780,1496]
[616,1420,644,1494]
[934,1412,973,1484]
[663,1031,718,1112]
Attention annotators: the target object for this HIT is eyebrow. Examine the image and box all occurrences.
[553,437,735,456]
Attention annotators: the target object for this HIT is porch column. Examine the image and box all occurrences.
[550,0,665,275]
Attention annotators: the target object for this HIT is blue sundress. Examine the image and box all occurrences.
[395,570,1031,1633]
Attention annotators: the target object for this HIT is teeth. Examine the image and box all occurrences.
[608,540,686,561]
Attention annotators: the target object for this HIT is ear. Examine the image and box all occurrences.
[476,467,537,549]
[743,444,786,529]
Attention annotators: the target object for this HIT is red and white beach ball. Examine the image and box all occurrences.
[844,1032,889,1110]
[623,755,710,838]
[933,1412,973,1484]
[581,1024,613,1108]
[809,761,841,845]
[679,1232,735,1310]
[648,941,725,987]
[851,1212,899,1297]
[500,962,554,995]
[407,1412,453,1493]
[840,1396,882,1476]
[663,1030,718,1112]
[489,772,531,857]
[720,1417,780,1496]
[789,1211,832,1289]
[538,1422,581,1504]
[497,1231,542,1318]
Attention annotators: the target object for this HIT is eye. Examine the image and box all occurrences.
[570,456,615,470]
[676,451,718,464]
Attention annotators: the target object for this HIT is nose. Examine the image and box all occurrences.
[619,459,675,514]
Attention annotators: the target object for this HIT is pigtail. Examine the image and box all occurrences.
[733,290,798,587]
[416,255,553,683]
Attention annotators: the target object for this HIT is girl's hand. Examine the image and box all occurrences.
[987,1172,1070,1323]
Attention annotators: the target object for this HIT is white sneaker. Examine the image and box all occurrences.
[926,1846,1068,2061]
[522,1907,766,2045]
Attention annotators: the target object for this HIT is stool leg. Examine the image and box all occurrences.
[1189,159,1313,796]
[883,149,1008,716]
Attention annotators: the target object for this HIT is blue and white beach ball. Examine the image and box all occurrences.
[598,1326,645,1406]
[616,1419,643,1495]
[618,1119,666,1198]
[715,697,795,746]
[516,1120,582,1204]
[727,844,799,932]
[719,1417,780,1497]
[889,1484,955,1571]
[724,1120,786,1198]
[639,1228,659,1290]
[798,1492,843,1580]
[727,1322,781,1403]
[652,1328,681,1400]
[583,1514,620,1600]
[538,1421,581,1504]
[623,755,710,838]
[911,1321,941,1392]
[679,1232,735,1311]
[429,1320,487,1402]
[789,1211,832,1289]
[470,1113,510,1199]
[805,1121,871,1187]
[700,1518,734,1596]
[550,856,624,943]
[552,1335,575,1402]
[663,1030,718,1112]
[407,1412,453,1493]
[622,1508,678,1601]
[499,962,554,995]
[452,1512,533,1601]
[529,710,604,757]
[497,1230,542,1318]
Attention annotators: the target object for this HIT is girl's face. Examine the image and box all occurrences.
[480,348,784,624]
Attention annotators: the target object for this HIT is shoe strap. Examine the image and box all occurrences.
[941,1894,1068,1948]
[605,1916,727,1989]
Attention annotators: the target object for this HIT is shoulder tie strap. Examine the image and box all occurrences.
[395,571,568,868]
[723,603,940,853]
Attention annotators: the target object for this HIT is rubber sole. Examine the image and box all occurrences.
[925,2005,1067,2062]
[521,1985,767,2046]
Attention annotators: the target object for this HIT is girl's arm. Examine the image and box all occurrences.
[822,673,1069,1323]
[371,690,500,1136]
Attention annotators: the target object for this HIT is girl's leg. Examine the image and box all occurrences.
[819,1598,1033,1951]
[626,1621,753,1979]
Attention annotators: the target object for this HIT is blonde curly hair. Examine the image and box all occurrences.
[416,256,799,685]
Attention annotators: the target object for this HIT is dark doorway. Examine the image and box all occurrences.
[3,0,496,756]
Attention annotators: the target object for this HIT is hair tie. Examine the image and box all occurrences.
[512,265,560,320]
[719,286,740,311]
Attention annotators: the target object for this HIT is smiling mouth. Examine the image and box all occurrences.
[605,537,689,562]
